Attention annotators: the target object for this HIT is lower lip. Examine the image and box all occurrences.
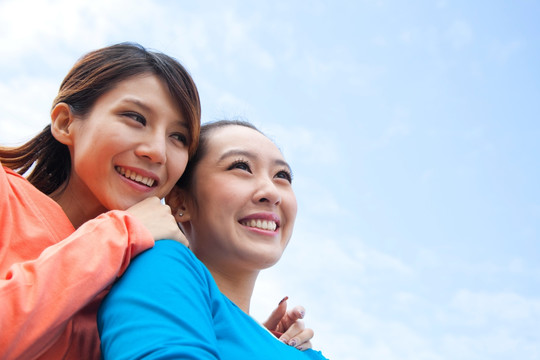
[240,223,279,236]
[118,172,155,192]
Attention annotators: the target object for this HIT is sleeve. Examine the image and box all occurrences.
[0,209,155,359]
[98,240,221,360]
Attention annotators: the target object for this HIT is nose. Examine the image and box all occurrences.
[254,176,281,206]
[135,131,167,164]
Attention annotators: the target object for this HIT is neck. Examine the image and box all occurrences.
[50,184,106,229]
[206,264,260,313]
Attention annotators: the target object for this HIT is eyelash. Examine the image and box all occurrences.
[172,133,188,146]
[228,159,251,172]
[123,112,146,125]
[277,169,293,183]
[228,159,293,183]
[122,112,188,146]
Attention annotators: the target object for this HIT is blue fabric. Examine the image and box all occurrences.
[98,240,329,360]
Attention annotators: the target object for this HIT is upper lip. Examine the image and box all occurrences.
[115,165,160,187]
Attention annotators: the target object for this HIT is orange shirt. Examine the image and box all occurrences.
[0,165,154,359]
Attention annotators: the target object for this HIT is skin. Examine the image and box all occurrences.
[49,74,190,230]
[47,74,310,344]
[169,125,314,349]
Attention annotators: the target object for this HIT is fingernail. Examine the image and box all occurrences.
[299,310,305,318]
[288,339,297,347]
[279,296,289,305]
[296,345,304,351]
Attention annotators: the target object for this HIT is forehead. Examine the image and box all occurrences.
[102,74,176,106]
[95,74,184,118]
[206,125,284,161]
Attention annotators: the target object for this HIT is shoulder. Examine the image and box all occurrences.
[112,240,214,296]
[132,239,200,272]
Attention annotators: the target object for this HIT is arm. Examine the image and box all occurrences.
[98,240,220,360]
[0,210,154,359]
[0,164,189,358]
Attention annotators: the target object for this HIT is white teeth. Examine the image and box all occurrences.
[116,166,155,187]
[241,219,277,231]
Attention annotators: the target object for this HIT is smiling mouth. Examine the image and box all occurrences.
[240,219,278,231]
[115,166,156,187]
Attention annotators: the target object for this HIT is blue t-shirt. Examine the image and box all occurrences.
[98,240,329,359]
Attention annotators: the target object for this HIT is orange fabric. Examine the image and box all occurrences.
[0,165,155,360]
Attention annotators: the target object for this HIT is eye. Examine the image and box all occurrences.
[171,132,188,146]
[122,112,146,126]
[228,160,252,173]
[275,169,293,183]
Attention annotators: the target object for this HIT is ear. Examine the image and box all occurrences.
[50,103,76,146]
[165,186,192,223]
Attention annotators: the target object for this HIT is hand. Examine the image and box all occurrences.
[126,197,189,246]
[262,296,315,351]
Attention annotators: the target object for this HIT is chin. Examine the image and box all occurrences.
[257,254,283,269]
[108,199,138,211]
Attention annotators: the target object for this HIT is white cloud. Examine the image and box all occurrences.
[0,76,58,144]
[219,10,276,70]
[450,289,540,324]
[400,30,414,44]
[446,20,473,49]
[369,116,411,149]
[372,34,388,47]
[262,124,340,166]
[490,39,522,65]
[442,328,539,360]
[252,229,418,360]
[214,92,254,118]
[0,0,132,58]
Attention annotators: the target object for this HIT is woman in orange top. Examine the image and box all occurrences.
[0,42,312,360]
[0,42,199,359]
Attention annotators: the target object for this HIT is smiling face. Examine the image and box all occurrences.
[181,125,298,273]
[57,73,190,215]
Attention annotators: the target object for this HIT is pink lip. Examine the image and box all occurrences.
[116,165,160,191]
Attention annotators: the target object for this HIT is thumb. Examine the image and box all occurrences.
[172,228,189,247]
[262,296,288,330]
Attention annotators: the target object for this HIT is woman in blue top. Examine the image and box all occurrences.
[98,120,329,359]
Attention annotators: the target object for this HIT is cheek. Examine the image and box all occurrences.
[285,192,298,221]
[169,149,190,179]
[158,150,189,197]
[72,136,110,175]
[199,183,237,217]
[281,192,297,244]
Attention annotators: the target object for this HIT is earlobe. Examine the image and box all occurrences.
[165,187,192,223]
[50,103,76,146]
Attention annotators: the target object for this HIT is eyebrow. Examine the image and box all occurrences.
[120,97,152,113]
[219,149,293,173]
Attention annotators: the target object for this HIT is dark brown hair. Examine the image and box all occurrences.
[0,42,201,195]
[176,119,260,191]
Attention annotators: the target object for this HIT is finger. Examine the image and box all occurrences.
[261,296,288,331]
[287,305,306,322]
[278,319,306,345]
[172,229,189,247]
[292,327,314,348]
[295,340,312,351]
[278,305,306,332]
[282,326,314,350]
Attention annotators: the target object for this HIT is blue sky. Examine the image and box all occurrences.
[1,1,539,359]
